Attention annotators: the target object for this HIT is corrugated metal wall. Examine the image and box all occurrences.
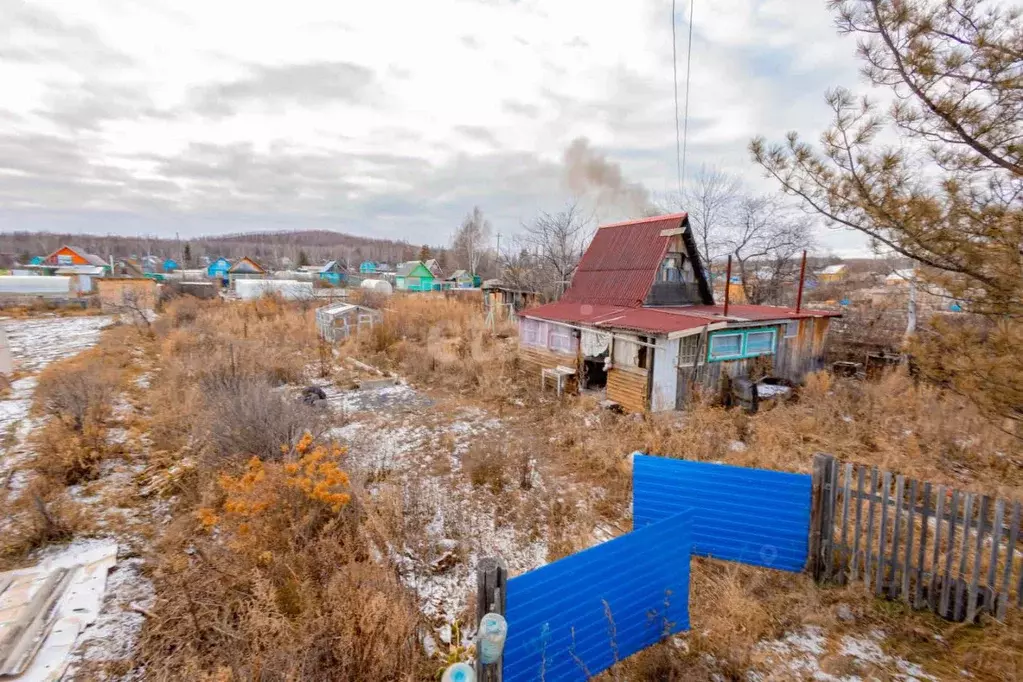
[503,510,693,681]
[633,455,811,572]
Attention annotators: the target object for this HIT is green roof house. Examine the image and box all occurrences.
[395,261,435,292]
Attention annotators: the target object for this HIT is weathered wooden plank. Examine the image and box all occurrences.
[914,482,932,609]
[826,458,840,581]
[954,493,975,619]
[808,454,829,581]
[888,476,905,600]
[475,556,508,682]
[876,471,892,596]
[838,462,853,583]
[983,499,1005,615]
[940,490,960,618]
[902,479,917,604]
[999,501,1020,617]
[966,496,989,622]
[929,486,945,612]
[852,466,865,582]
[865,468,879,593]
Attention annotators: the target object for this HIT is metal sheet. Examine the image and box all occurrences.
[502,510,692,682]
[633,454,812,572]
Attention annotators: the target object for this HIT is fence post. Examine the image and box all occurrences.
[809,453,837,582]
[475,556,508,682]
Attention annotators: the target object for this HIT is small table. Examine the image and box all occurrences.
[541,365,576,397]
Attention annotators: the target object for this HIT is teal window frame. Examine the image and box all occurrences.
[706,327,778,362]
[707,332,745,361]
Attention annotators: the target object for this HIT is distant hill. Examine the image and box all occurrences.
[0,230,451,270]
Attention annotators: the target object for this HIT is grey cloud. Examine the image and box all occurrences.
[189,62,377,117]
[454,125,500,147]
[503,100,540,117]
[461,36,481,49]
[0,4,134,70]
[38,81,165,132]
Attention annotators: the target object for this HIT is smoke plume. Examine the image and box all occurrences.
[562,137,653,217]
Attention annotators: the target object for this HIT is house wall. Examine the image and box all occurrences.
[676,317,832,403]
[519,318,580,392]
[45,247,89,266]
[97,278,158,311]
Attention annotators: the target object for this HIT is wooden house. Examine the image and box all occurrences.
[395,261,436,291]
[482,281,542,321]
[42,245,108,270]
[818,264,848,283]
[227,256,266,283]
[310,260,345,286]
[519,213,839,413]
[447,269,475,289]
[359,260,378,275]
[207,257,231,284]
[163,258,180,272]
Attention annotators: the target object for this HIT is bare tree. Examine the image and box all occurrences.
[452,206,492,276]
[725,195,814,305]
[501,203,593,299]
[675,166,744,265]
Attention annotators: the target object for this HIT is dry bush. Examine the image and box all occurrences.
[30,341,132,485]
[200,375,324,466]
[463,442,507,494]
[138,436,429,680]
[0,481,91,568]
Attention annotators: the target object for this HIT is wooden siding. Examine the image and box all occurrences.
[607,366,649,413]
[520,346,580,394]
[97,278,158,311]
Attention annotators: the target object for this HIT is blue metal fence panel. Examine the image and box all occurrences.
[502,510,692,682]
[633,454,811,572]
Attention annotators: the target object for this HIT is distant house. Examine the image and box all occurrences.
[163,258,180,272]
[885,268,916,287]
[42,245,108,270]
[424,259,443,277]
[447,269,475,289]
[520,212,839,413]
[359,261,378,275]
[118,258,146,278]
[228,257,266,283]
[316,261,346,286]
[141,255,160,273]
[207,257,232,284]
[395,261,436,291]
[29,256,44,266]
[818,264,848,283]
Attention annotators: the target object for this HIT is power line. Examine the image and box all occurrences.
[680,0,695,193]
[671,0,682,197]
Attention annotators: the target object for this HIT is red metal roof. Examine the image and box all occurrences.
[524,301,708,335]
[662,304,841,321]
[561,213,687,307]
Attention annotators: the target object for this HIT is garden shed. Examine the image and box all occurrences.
[315,302,381,342]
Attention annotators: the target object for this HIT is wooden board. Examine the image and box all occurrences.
[607,366,649,413]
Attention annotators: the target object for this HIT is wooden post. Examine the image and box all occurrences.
[809,453,837,582]
[875,471,892,596]
[929,486,946,612]
[914,482,931,609]
[723,255,733,318]
[865,468,878,593]
[795,250,807,314]
[475,556,508,682]
[998,501,1020,617]
[838,463,852,584]
[851,466,865,582]
[887,476,905,600]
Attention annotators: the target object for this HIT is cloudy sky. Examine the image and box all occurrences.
[0,0,873,255]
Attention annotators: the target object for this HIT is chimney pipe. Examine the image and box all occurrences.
[723,255,732,317]
[795,250,807,314]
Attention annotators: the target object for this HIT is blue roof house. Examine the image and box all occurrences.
[359,260,378,275]
[317,261,345,286]
[163,258,180,272]
[207,257,231,284]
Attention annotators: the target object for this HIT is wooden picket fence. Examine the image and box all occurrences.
[809,454,1022,622]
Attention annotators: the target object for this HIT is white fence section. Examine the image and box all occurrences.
[235,279,314,301]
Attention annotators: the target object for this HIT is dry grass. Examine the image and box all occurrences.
[131,297,431,680]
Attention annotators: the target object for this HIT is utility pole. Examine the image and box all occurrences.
[495,231,501,278]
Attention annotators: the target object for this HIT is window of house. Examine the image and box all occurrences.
[708,332,743,361]
[784,320,799,338]
[678,334,700,367]
[521,319,539,346]
[549,326,574,354]
[613,336,640,367]
[745,329,776,356]
[658,253,685,282]
[706,328,778,362]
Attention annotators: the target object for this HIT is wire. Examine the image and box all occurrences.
[671,0,682,198]
[680,0,695,193]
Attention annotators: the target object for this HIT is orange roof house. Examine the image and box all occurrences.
[43,245,108,268]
